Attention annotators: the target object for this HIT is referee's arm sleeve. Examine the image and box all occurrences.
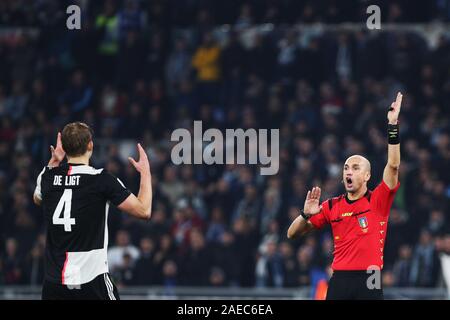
[309,200,331,229]
[373,181,400,217]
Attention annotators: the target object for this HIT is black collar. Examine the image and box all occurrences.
[67,163,87,166]
[345,189,370,204]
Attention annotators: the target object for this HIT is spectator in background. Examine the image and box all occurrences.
[393,244,413,287]
[179,228,210,286]
[316,234,334,269]
[183,176,208,220]
[98,90,124,139]
[279,241,297,287]
[171,200,204,250]
[233,217,258,287]
[166,37,192,97]
[255,239,284,288]
[144,32,167,81]
[191,32,221,105]
[113,252,135,288]
[206,206,227,243]
[0,86,7,117]
[118,0,145,40]
[296,245,313,287]
[2,238,24,284]
[173,78,198,114]
[209,230,238,286]
[10,207,37,258]
[209,266,226,287]
[23,233,45,285]
[258,220,280,253]
[143,206,171,239]
[59,70,93,114]
[4,80,28,121]
[235,4,253,30]
[385,208,410,265]
[382,269,396,289]
[122,102,144,139]
[117,31,145,89]
[427,209,446,236]
[95,0,119,81]
[276,30,298,82]
[219,31,245,108]
[246,33,276,81]
[334,33,355,81]
[232,184,261,228]
[160,166,185,207]
[132,237,156,285]
[161,259,178,294]
[260,187,282,235]
[108,230,140,275]
[153,233,177,284]
[410,229,441,287]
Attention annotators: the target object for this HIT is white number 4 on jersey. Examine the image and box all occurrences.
[53,189,76,232]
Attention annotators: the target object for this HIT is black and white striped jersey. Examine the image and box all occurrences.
[34,163,131,285]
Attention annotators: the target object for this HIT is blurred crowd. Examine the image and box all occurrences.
[0,0,449,295]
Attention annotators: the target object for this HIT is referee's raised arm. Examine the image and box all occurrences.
[117,143,153,220]
[383,92,402,189]
[287,187,322,239]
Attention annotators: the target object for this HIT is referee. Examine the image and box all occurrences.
[288,92,403,300]
[33,122,152,300]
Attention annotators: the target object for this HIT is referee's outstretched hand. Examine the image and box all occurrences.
[303,186,323,215]
[128,143,151,176]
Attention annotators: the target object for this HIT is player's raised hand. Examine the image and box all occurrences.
[128,143,151,176]
[48,132,66,167]
[303,186,323,215]
[388,92,403,125]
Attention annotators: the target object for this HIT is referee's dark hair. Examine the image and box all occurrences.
[61,122,93,157]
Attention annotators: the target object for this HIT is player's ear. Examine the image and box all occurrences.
[365,171,371,182]
[87,140,93,152]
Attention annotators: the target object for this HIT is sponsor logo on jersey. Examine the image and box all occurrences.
[341,212,353,217]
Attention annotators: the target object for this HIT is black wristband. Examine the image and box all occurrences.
[300,209,311,221]
[388,123,400,144]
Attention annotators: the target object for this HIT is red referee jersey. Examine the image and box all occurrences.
[310,181,400,271]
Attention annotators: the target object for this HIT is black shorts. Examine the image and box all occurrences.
[42,273,120,300]
[326,270,384,300]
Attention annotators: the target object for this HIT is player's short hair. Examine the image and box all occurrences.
[61,122,93,157]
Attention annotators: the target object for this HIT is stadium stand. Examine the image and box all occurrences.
[0,0,449,298]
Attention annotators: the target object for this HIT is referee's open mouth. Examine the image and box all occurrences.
[345,177,353,188]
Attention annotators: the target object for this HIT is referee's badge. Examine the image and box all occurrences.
[358,216,368,229]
